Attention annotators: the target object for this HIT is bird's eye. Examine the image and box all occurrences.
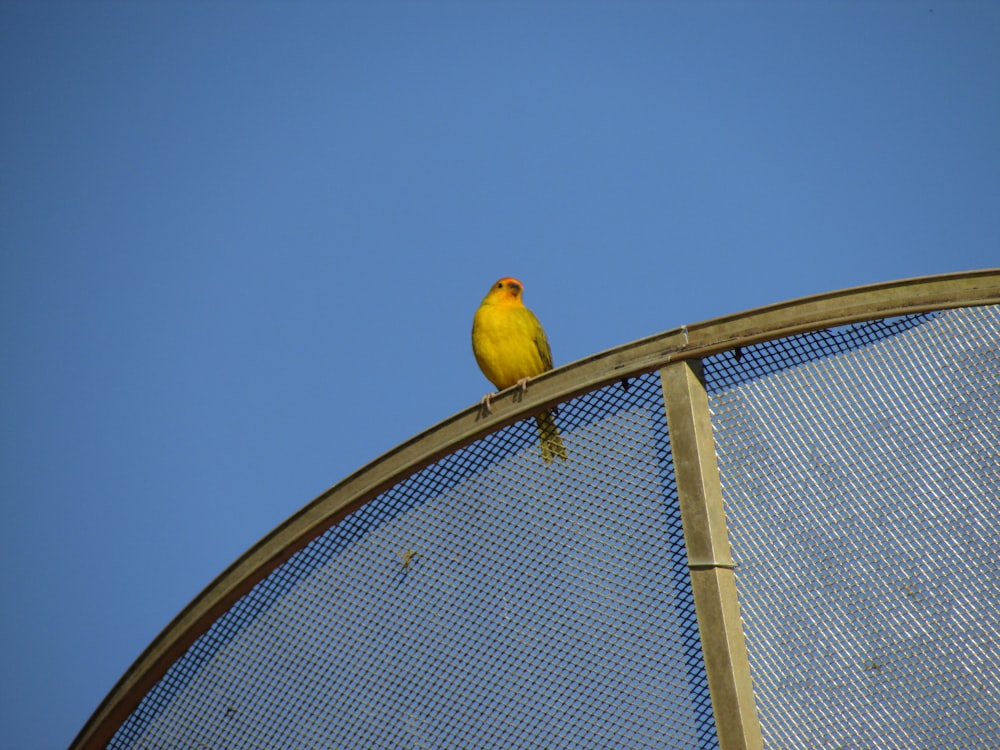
[497,282,503,288]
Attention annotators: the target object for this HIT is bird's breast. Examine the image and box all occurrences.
[472,306,545,390]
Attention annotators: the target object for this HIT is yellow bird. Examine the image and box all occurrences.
[472,277,567,463]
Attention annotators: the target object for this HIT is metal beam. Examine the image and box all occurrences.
[662,359,763,750]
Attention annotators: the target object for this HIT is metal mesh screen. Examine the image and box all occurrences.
[108,371,717,749]
[703,305,1000,748]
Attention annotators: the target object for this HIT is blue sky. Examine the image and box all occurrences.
[1,2,997,747]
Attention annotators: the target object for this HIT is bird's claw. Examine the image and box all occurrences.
[513,377,531,402]
[479,392,496,416]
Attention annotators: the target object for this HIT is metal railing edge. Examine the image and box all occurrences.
[71,267,1000,749]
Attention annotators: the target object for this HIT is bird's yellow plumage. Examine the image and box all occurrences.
[472,277,567,463]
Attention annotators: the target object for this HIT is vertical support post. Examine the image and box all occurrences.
[661,359,763,750]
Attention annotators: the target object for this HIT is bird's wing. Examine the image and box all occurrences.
[530,311,554,371]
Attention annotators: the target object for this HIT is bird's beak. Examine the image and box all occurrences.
[508,281,521,293]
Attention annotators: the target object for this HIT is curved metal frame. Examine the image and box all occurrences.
[72,269,1000,749]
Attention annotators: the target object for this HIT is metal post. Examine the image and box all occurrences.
[661,359,763,750]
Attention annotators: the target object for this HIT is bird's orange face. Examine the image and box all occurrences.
[487,277,523,304]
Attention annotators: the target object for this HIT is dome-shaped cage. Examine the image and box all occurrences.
[73,271,1000,749]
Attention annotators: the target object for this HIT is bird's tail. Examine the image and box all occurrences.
[535,410,568,464]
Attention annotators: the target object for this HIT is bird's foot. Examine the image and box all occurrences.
[479,392,496,416]
[513,377,531,402]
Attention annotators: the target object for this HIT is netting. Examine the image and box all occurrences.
[704,306,1000,748]
[108,371,717,749]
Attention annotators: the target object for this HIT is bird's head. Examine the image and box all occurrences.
[486,277,524,304]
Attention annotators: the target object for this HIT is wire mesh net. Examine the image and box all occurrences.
[108,371,716,749]
[703,305,1000,749]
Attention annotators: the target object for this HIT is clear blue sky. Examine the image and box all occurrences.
[1,2,997,747]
